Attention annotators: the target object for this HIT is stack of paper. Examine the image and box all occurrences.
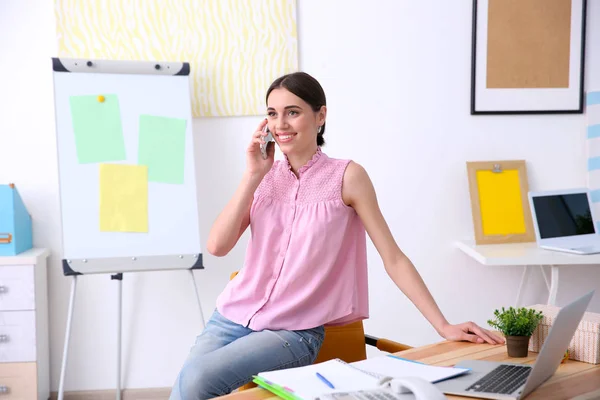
[351,355,470,383]
[253,355,470,400]
[254,359,380,400]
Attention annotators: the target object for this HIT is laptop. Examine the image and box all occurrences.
[528,188,600,255]
[435,290,595,399]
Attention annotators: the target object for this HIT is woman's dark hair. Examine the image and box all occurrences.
[266,72,327,146]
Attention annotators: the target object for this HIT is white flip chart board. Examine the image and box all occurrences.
[52,57,203,275]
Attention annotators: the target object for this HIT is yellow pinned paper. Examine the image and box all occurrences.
[99,164,148,232]
[476,170,526,235]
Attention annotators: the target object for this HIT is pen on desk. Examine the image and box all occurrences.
[316,372,335,389]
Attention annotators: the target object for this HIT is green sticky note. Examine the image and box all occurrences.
[69,94,126,163]
[138,114,186,184]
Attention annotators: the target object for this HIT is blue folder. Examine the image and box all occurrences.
[0,184,32,256]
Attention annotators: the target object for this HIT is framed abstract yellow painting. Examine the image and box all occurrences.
[466,160,535,244]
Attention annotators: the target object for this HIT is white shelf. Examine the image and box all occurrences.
[454,239,600,306]
[454,239,600,266]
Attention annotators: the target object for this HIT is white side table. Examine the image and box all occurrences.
[0,248,50,399]
[455,239,599,306]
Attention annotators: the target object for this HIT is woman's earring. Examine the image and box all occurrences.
[317,126,322,134]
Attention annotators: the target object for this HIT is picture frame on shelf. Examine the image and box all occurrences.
[466,160,536,245]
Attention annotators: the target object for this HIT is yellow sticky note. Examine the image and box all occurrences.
[99,164,148,233]
[477,170,526,235]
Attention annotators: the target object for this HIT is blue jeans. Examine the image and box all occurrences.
[169,309,325,400]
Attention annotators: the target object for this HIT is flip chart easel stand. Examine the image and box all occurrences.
[57,268,205,400]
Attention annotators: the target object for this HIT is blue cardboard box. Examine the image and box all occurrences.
[0,184,32,256]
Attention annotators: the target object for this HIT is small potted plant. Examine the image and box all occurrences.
[487,306,544,357]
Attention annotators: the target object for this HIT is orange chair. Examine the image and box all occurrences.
[228,272,412,390]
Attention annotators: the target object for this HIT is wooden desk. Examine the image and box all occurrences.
[219,340,600,400]
[455,239,600,307]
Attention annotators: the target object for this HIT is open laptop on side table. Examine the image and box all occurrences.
[435,290,595,399]
[528,188,600,255]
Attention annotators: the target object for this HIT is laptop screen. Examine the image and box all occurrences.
[532,193,595,239]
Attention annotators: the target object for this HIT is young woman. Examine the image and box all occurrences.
[169,72,504,400]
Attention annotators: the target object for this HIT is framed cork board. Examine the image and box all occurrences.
[471,0,587,114]
[467,160,536,244]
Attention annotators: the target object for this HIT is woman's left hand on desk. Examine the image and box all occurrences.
[440,322,505,345]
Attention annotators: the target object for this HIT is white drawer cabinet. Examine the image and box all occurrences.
[0,249,49,400]
[0,266,35,311]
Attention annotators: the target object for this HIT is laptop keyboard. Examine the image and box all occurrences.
[466,365,531,395]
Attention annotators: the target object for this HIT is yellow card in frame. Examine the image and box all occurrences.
[466,160,535,244]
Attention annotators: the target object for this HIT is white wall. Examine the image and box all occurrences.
[1,0,599,392]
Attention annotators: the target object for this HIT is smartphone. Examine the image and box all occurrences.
[260,125,275,159]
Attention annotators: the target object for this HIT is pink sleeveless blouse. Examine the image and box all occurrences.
[216,148,369,330]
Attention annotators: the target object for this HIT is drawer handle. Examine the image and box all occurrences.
[0,386,9,394]
[0,233,11,244]
[0,286,7,294]
[0,335,8,343]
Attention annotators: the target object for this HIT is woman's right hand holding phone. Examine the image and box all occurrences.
[246,118,275,178]
[207,119,274,256]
